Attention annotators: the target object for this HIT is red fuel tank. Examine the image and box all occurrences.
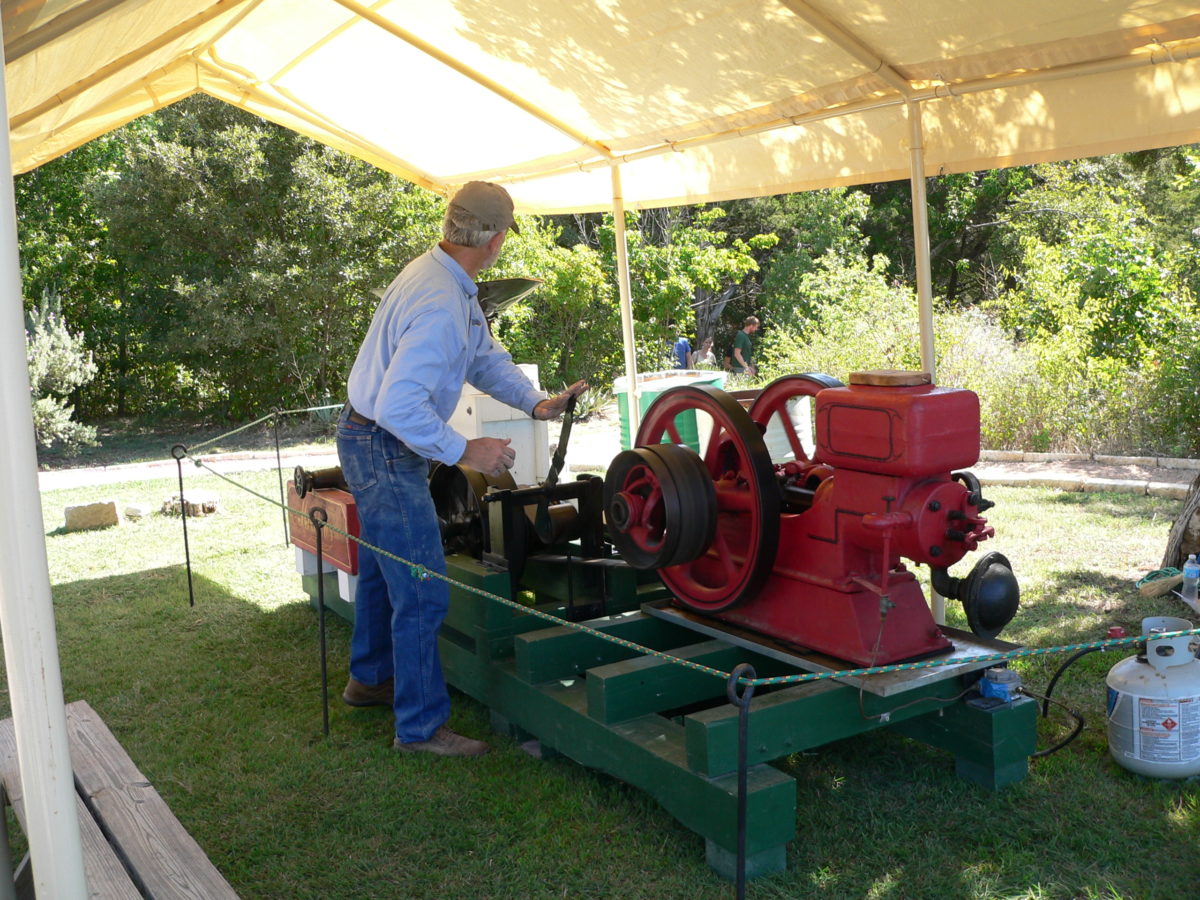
[815,370,980,477]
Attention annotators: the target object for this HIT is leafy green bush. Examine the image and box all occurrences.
[758,252,923,381]
[26,295,98,452]
[757,249,1195,456]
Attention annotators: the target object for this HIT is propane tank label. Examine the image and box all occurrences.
[1130,695,1200,762]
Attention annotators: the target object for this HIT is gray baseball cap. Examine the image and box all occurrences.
[449,181,520,234]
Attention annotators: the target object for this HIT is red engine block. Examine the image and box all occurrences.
[720,375,991,665]
[607,371,1016,667]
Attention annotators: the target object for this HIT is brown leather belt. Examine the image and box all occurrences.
[346,404,375,427]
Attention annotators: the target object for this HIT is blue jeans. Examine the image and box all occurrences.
[336,407,449,742]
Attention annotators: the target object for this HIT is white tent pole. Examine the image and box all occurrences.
[0,37,89,899]
[907,99,936,378]
[612,165,640,440]
[907,98,944,626]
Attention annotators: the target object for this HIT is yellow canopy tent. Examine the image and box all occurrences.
[4,2,1200,893]
[9,0,1200,209]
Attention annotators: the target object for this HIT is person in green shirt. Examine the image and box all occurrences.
[731,315,759,376]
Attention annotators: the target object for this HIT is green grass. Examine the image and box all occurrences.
[5,474,1200,898]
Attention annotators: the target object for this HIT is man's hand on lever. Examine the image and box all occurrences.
[460,437,515,478]
[532,380,589,421]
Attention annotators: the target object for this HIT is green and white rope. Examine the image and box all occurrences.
[184,455,1200,690]
[187,404,342,454]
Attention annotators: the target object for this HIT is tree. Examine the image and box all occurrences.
[599,206,767,370]
[88,96,443,417]
[742,189,871,337]
[25,293,98,452]
[491,218,621,391]
[857,167,1034,306]
[15,132,131,417]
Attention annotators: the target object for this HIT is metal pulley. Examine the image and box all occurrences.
[428,463,517,558]
[604,443,716,569]
[603,384,779,613]
[294,465,347,498]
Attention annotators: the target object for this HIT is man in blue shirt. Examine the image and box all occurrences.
[338,181,585,757]
[672,331,692,369]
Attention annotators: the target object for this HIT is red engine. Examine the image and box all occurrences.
[604,371,1019,667]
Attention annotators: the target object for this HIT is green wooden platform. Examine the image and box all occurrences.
[301,553,1036,879]
[433,555,1038,880]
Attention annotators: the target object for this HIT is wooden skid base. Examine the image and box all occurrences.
[429,556,1037,881]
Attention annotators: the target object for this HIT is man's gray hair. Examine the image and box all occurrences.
[443,203,500,248]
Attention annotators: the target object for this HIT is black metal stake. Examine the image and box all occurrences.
[273,409,289,547]
[171,444,194,607]
[726,663,756,900]
[310,507,330,737]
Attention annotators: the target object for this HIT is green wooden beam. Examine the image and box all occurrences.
[685,677,967,777]
[442,640,795,864]
[890,696,1038,790]
[514,612,695,684]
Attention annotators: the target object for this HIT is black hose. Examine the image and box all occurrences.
[1041,646,1102,716]
[1021,646,1103,759]
[1024,687,1086,758]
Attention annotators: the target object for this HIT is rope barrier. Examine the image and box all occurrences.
[187,404,342,454]
[188,412,279,454]
[181,447,1200,692]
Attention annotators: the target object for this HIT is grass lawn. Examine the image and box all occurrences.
[5,470,1199,898]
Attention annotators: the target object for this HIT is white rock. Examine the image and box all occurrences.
[64,500,121,532]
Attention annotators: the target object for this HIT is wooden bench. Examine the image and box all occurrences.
[0,700,238,898]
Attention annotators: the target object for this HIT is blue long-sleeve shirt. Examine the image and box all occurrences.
[346,245,545,464]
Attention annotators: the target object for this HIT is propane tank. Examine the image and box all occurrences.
[1106,617,1200,778]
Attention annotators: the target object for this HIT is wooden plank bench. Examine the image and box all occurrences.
[0,700,238,899]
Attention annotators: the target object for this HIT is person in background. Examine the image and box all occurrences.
[673,329,693,369]
[731,315,759,376]
[337,180,586,758]
[694,336,716,367]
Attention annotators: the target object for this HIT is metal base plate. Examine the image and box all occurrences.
[642,598,1020,697]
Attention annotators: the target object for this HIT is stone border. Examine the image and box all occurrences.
[977,471,1192,500]
[979,449,1200,470]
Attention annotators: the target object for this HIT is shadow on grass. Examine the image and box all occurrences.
[768,719,1199,900]
[10,558,1197,899]
[13,565,735,899]
[1046,489,1177,519]
[1016,568,1192,645]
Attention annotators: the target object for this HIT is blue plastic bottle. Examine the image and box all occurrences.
[1182,554,1200,608]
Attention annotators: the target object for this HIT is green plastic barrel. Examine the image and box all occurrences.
[614,370,727,451]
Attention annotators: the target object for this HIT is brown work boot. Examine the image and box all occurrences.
[393,726,490,757]
[342,677,393,707]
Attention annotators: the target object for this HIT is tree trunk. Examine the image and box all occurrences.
[1162,471,1200,568]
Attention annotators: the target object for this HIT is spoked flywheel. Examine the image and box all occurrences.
[607,384,780,613]
[749,373,843,464]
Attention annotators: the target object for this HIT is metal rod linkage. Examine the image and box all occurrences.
[726,662,757,900]
[273,410,289,547]
[171,444,194,607]
[310,507,330,738]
